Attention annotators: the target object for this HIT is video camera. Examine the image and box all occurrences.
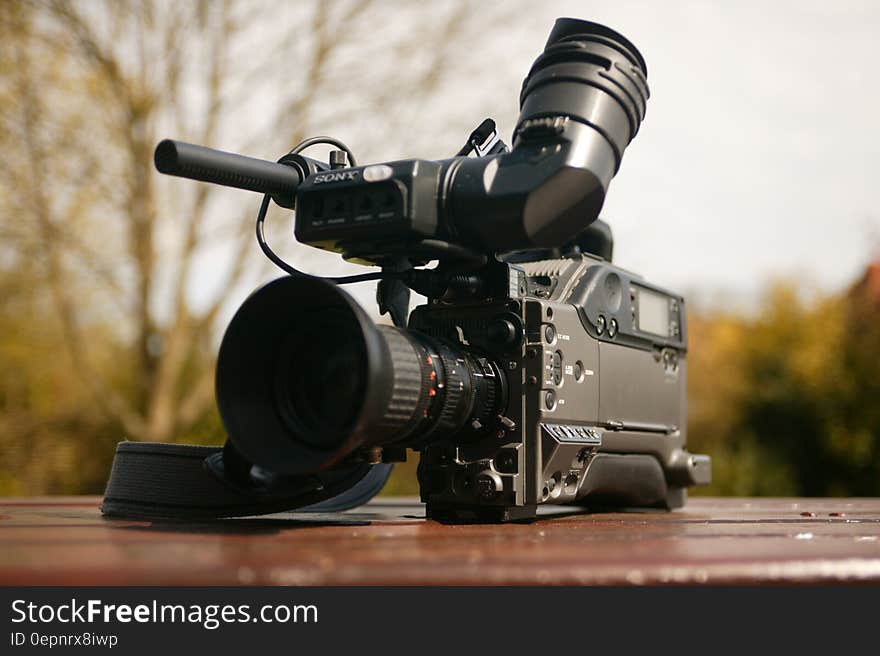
[103,18,710,523]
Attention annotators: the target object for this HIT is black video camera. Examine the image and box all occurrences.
[103,18,710,523]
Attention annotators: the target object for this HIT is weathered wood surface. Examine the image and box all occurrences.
[1,497,878,585]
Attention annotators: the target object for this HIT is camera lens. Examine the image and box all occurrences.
[215,277,390,474]
[274,311,367,448]
[393,333,507,451]
[216,276,505,475]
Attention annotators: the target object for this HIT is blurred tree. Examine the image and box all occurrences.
[687,273,880,497]
[0,0,496,494]
[821,262,880,493]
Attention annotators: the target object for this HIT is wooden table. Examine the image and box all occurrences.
[1,497,878,585]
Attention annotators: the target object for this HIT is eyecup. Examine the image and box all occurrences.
[545,17,647,75]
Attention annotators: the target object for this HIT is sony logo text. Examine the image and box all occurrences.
[313,170,360,184]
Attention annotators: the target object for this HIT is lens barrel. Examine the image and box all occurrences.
[215,277,504,474]
[517,18,650,170]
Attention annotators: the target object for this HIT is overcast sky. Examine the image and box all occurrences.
[194,0,880,319]
[488,0,880,308]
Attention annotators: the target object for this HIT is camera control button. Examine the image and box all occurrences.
[544,390,557,410]
[488,319,517,346]
[552,350,563,385]
[596,315,606,335]
[363,164,393,182]
[475,471,502,500]
[608,318,619,338]
[544,324,556,343]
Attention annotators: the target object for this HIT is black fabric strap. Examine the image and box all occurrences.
[101,441,392,520]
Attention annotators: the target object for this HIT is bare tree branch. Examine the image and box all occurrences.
[10,21,148,439]
[142,1,238,440]
[3,0,487,445]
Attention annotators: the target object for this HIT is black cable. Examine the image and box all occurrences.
[254,137,403,284]
[287,135,358,165]
[255,194,396,283]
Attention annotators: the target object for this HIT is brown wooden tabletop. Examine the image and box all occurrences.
[1,497,879,585]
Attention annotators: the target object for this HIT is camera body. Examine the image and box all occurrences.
[127,17,712,523]
[404,255,708,522]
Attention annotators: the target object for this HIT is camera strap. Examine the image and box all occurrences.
[101,440,393,520]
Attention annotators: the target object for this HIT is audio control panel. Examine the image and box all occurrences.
[294,159,442,260]
[541,423,602,444]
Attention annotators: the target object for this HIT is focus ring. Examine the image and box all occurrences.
[433,345,475,436]
[402,339,472,449]
[470,356,499,426]
[375,326,429,437]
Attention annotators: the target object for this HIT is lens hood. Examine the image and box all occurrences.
[215,276,394,475]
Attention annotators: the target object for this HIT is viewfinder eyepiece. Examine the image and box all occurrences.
[517,17,650,168]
